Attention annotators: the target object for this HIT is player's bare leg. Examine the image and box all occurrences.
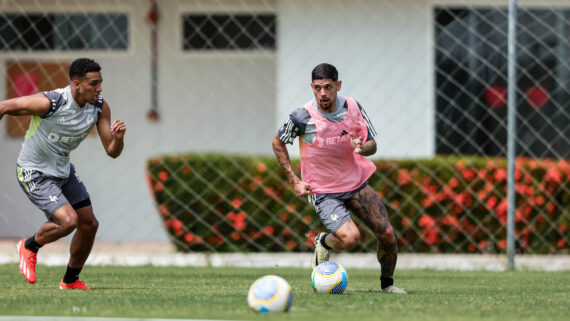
[347,186,406,293]
[325,220,360,250]
[60,205,98,290]
[35,205,79,245]
[68,205,98,268]
[18,205,78,284]
[312,221,358,270]
[312,220,360,269]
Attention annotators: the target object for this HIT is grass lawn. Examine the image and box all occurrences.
[0,264,568,321]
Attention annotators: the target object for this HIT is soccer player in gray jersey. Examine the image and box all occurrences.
[272,63,406,293]
[0,58,126,290]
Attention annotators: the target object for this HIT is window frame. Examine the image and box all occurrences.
[433,4,570,158]
[0,7,133,58]
[181,13,276,52]
[176,1,277,57]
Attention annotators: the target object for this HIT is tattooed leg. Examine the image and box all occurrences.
[347,186,398,278]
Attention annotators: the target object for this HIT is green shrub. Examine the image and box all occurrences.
[146,153,569,254]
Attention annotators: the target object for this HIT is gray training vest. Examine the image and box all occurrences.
[17,86,103,178]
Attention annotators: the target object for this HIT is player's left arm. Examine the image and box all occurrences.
[351,101,377,156]
[351,134,377,156]
[358,138,377,156]
[96,101,126,158]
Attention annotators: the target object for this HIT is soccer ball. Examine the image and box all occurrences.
[311,261,348,294]
[247,275,293,313]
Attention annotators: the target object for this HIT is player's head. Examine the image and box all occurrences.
[69,58,101,80]
[312,63,338,82]
[311,63,342,112]
[69,58,103,106]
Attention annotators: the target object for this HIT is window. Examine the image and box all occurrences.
[4,62,71,137]
[0,13,129,51]
[182,13,276,51]
[434,7,570,158]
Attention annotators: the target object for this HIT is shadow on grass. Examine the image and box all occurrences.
[346,289,415,294]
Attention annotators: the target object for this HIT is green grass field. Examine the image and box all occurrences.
[0,264,568,321]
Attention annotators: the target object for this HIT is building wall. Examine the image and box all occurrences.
[1,0,511,241]
[276,0,435,159]
[0,0,276,241]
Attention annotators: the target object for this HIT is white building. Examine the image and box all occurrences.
[0,0,566,241]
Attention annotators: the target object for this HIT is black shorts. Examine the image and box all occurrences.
[308,181,368,233]
[16,163,91,219]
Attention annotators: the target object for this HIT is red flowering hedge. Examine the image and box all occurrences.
[146,153,569,254]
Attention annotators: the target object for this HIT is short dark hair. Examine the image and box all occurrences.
[311,63,338,82]
[69,58,101,80]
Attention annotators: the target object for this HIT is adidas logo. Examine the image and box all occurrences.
[340,130,348,136]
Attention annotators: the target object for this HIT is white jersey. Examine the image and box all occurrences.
[17,86,103,178]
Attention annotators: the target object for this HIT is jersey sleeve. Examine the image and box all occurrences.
[276,108,310,145]
[356,101,377,141]
[94,96,104,120]
[41,89,66,119]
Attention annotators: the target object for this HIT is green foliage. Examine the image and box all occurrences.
[146,153,570,254]
[1,264,569,321]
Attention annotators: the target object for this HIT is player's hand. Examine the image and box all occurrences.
[293,180,312,197]
[350,134,363,154]
[111,120,126,140]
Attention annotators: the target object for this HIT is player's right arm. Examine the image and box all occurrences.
[272,133,312,197]
[272,109,312,197]
[0,94,50,121]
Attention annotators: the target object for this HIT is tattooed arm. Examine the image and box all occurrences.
[359,139,377,156]
[272,133,312,197]
[351,135,377,156]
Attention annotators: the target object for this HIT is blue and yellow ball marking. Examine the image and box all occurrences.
[248,275,292,313]
[311,261,348,294]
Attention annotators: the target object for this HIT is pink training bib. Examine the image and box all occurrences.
[299,97,376,194]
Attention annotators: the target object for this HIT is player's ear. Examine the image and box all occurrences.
[71,78,80,88]
[337,80,342,91]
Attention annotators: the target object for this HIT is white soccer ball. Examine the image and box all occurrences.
[311,261,348,294]
[247,275,293,313]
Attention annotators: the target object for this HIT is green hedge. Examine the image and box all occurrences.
[146,153,569,254]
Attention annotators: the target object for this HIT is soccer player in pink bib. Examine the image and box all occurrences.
[272,63,406,293]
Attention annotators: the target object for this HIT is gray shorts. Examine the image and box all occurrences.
[308,181,368,233]
[16,163,91,219]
